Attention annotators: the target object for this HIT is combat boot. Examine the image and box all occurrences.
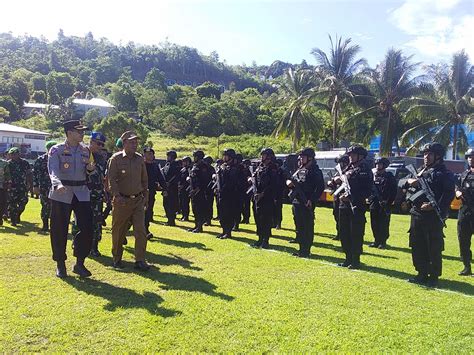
[41,218,49,232]
[56,261,67,278]
[426,275,439,288]
[348,255,361,269]
[89,240,101,257]
[459,265,472,276]
[72,258,92,278]
[408,273,428,285]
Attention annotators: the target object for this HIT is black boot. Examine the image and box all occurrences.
[41,218,49,232]
[89,240,101,257]
[348,255,361,269]
[72,258,92,277]
[408,273,428,284]
[56,261,67,278]
[459,265,472,276]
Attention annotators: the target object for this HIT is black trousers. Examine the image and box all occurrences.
[253,200,274,244]
[163,188,178,223]
[0,189,7,219]
[145,191,156,233]
[274,198,283,227]
[293,203,315,255]
[339,208,366,263]
[457,211,473,267]
[409,213,444,277]
[192,192,207,228]
[219,198,238,234]
[241,194,251,222]
[179,190,190,219]
[50,196,92,262]
[370,207,391,245]
[204,193,214,222]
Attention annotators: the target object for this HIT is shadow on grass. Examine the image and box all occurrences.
[64,277,180,317]
[124,247,203,271]
[150,236,213,251]
[94,254,234,302]
[1,221,38,236]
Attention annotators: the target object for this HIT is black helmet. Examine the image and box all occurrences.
[299,147,315,159]
[464,148,474,158]
[166,150,177,159]
[223,148,236,159]
[243,159,251,166]
[375,157,390,168]
[203,155,214,164]
[335,154,349,164]
[182,156,192,164]
[260,147,274,156]
[421,142,445,158]
[193,150,205,160]
[235,153,243,163]
[347,144,368,157]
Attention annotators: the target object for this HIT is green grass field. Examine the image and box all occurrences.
[1,198,473,352]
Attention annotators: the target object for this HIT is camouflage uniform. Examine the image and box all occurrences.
[7,157,31,224]
[0,159,11,225]
[87,151,107,247]
[33,153,52,228]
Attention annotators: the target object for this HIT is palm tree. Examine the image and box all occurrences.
[273,68,322,151]
[310,35,367,148]
[400,50,474,159]
[344,49,427,155]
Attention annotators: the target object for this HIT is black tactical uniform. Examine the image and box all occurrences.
[178,156,192,221]
[250,148,278,249]
[336,145,373,269]
[215,149,242,239]
[273,159,288,229]
[287,148,325,257]
[328,155,349,241]
[203,156,215,225]
[240,159,252,224]
[144,147,159,238]
[369,157,397,249]
[189,150,213,233]
[455,148,474,276]
[401,143,455,287]
[161,150,180,226]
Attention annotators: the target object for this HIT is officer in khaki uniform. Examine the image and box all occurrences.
[107,131,150,271]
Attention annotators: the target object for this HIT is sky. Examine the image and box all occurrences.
[1,0,473,67]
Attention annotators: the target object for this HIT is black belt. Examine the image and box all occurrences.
[61,180,87,186]
[120,192,144,199]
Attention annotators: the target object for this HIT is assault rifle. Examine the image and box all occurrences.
[288,169,309,207]
[246,165,262,203]
[332,164,355,211]
[405,164,446,228]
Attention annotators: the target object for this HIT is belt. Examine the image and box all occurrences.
[61,180,87,186]
[120,192,144,199]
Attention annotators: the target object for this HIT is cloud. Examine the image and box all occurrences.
[390,0,473,60]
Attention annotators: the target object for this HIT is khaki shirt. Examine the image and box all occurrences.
[107,150,148,197]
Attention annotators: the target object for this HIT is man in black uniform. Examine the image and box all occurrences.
[286,148,325,257]
[178,156,192,221]
[368,157,397,249]
[161,150,180,226]
[188,150,213,233]
[455,147,474,276]
[214,149,242,239]
[328,154,349,240]
[144,147,159,239]
[401,143,455,287]
[333,145,373,269]
[274,159,287,230]
[203,155,215,226]
[250,148,278,249]
[240,159,252,224]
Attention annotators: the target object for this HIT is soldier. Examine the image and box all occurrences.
[188,150,213,233]
[178,156,192,221]
[368,157,397,249]
[333,145,373,269]
[249,148,278,249]
[87,132,107,256]
[401,143,455,287]
[240,159,252,224]
[48,120,94,278]
[274,158,289,229]
[161,150,180,226]
[107,131,150,271]
[144,147,159,239]
[7,147,32,226]
[286,148,325,257]
[203,155,216,226]
[214,149,242,239]
[33,141,57,232]
[0,154,10,226]
[327,154,350,241]
[455,147,474,276]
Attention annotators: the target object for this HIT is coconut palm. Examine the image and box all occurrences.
[310,35,367,148]
[273,68,322,151]
[400,50,474,159]
[344,49,427,155]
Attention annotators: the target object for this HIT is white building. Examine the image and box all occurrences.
[73,98,115,117]
[0,123,50,155]
[22,103,60,117]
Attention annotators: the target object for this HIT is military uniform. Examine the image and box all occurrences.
[161,151,180,226]
[288,148,325,257]
[203,156,216,225]
[273,160,288,229]
[0,158,10,225]
[188,151,213,233]
[401,143,455,286]
[178,158,191,221]
[369,158,397,248]
[455,148,474,276]
[240,160,252,224]
[144,148,159,237]
[328,155,349,240]
[336,145,373,269]
[33,152,52,230]
[7,150,31,225]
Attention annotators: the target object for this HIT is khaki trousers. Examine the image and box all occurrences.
[111,196,147,263]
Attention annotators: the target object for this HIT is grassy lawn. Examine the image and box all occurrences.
[1,198,473,352]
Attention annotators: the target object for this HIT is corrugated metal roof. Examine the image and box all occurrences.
[73,98,114,108]
[0,123,49,136]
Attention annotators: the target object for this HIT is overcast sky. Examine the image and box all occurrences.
[1,0,473,67]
